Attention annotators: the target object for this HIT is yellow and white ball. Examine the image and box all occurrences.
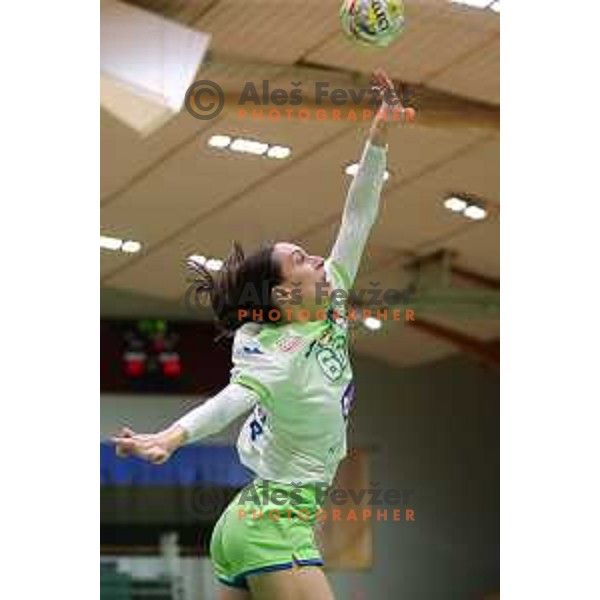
[340,0,405,48]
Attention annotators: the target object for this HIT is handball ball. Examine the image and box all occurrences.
[340,0,405,48]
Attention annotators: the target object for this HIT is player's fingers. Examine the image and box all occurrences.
[374,68,392,91]
[373,70,400,108]
[150,448,169,464]
[369,77,381,95]
[119,437,166,460]
[115,438,139,453]
[382,71,394,90]
[372,68,383,82]
[120,427,135,438]
[115,445,130,458]
[371,69,384,86]
[112,437,135,457]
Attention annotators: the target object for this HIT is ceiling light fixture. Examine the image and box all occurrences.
[207,136,292,160]
[443,194,488,220]
[363,317,383,331]
[464,204,487,220]
[451,0,499,11]
[101,235,142,254]
[121,240,142,253]
[267,145,292,159]
[207,134,232,149]
[205,258,224,271]
[230,138,269,156]
[100,235,123,251]
[188,254,223,271]
[188,254,206,265]
[451,0,492,8]
[444,196,468,213]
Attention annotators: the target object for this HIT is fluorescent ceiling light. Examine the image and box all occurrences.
[121,240,142,253]
[363,317,382,331]
[188,255,222,271]
[205,258,224,271]
[100,235,123,251]
[101,234,143,254]
[444,196,468,212]
[464,205,487,220]
[230,138,269,156]
[208,135,232,149]
[451,0,491,8]
[443,195,488,220]
[267,145,291,159]
[208,136,292,160]
[188,254,207,265]
[345,163,390,181]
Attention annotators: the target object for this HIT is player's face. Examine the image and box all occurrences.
[273,242,328,308]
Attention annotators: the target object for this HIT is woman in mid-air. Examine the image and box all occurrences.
[113,70,407,600]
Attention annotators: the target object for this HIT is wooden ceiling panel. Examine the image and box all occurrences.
[417,315,499,341]
[352,320,457,367]
[102,240,193,300]
[444,219,500,278]
[101,115,348,250]
[101,108,212,201]
[125,0,216,25]
[370,135,498,251]
[384,122,484,183]
[428,36,500,104]
[102,123,491,296]
[144,122,480,256]
[100,249,139,278]
[101,0,500,367]
[413,136,500,207]
[193,0,338,64]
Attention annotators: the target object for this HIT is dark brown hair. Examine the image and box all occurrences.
[186,242,284,340]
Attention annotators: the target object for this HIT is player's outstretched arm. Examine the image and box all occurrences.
[328,69,404,287]
[111,383,258,464]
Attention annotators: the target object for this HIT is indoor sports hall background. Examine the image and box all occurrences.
[100,1,499,598]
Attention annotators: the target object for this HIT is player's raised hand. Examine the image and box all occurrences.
[368,69,416,146]
[371,68,400,107]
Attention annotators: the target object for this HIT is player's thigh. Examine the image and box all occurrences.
[247,566,335,600]
[217,583,252,600]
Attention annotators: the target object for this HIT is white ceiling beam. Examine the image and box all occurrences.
[100,0,211,136]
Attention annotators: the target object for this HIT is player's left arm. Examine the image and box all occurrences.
[111,383,257,463]
[328,69,408,289]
